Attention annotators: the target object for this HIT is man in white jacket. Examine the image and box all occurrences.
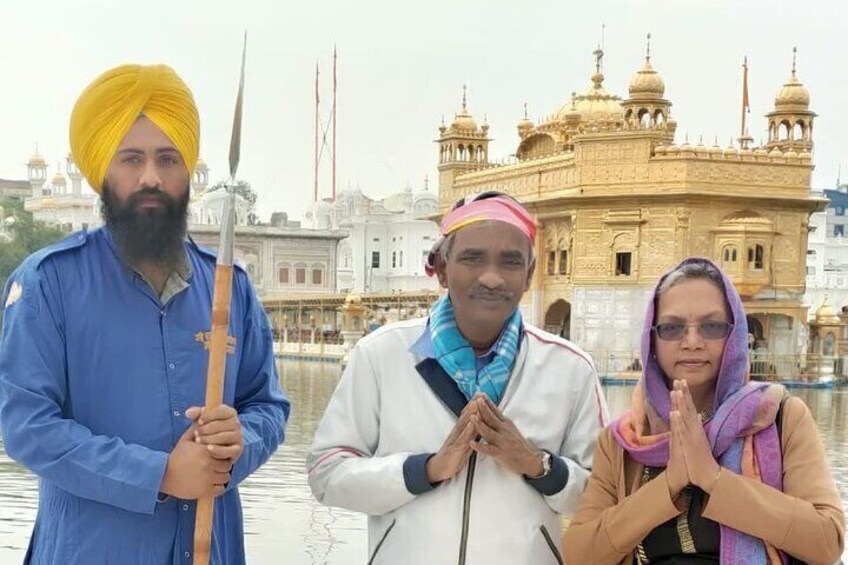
[308,191,608,564]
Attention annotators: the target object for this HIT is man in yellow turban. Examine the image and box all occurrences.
[0,64,290,564]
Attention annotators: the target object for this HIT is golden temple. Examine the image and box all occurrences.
[436,39,826,358]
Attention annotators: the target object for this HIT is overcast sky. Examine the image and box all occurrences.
[2,0,846,221]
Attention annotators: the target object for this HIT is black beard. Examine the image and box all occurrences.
[101,182,190,269]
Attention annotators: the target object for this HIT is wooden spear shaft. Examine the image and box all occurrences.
[194,32,245,565]
[192,259,233,565]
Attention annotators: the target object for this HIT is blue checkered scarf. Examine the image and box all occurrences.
[428,295,522,404]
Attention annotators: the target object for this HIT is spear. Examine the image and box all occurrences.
[193,32,246,565]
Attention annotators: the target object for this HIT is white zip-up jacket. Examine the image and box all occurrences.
[307,317,609,564]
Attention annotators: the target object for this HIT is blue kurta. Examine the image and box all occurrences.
[0,227,290,564]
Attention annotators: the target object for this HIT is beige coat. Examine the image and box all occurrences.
[562,396,845,565]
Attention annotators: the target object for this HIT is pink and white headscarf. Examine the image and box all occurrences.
[424,192,536,276]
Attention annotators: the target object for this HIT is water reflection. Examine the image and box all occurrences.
[0,361,845,563]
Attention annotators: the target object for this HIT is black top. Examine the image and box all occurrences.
[638,468,720,564]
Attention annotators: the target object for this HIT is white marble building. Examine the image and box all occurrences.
[190,224,345,298]
[18,152,344,298]
[305,182,441,293]
[24,151,100,231]
[805,186,848,314]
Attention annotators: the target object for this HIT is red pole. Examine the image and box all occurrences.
[332,45,337,202]
[740,56,749,143]
[314,61,320,203]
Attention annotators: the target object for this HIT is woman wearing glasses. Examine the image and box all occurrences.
[563,258,844,564]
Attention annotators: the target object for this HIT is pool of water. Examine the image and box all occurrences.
[0,361,845,563]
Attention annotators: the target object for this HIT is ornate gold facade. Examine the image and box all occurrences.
[436,42,826,357]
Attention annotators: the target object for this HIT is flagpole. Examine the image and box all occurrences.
[740,57,748,141]
[332,45,337,202]
[314,62,320,203]
[739,56,753,149]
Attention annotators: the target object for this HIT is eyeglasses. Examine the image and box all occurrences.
[652,321,734,341]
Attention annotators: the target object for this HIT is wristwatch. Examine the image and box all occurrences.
[538,450,552,478]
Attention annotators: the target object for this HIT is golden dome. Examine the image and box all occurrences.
[628,58,665,99]
[29,152,46,166]
[52,171,66,186]
[551,50,623,126]
[768,147,783,159]
[554,85,623,124]
[344,293,363,306]
[452,110,478,132]
[517,103,534,135]
[754,147,769,158]
[709,143,723,156]
[775,71,810,109]
[451,86,478,132]
[815,298,841,325]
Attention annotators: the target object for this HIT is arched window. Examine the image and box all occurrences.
[295,263,307,285]
[824,333,836,356]
[779,121,790,140]
[748,244,764,270]
[654,110,665,125]
[278,265,290,284]
[722,245,739,266]
[794,121,806,141]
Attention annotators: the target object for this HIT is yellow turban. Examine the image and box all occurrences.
[69,64,200,193]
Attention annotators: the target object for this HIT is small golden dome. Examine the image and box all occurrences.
[517,104,534,135]
[784,149,799,159]
[452,112,477,131]
[775,71,810,109]
[768,147,783,158]
[52,171,66,186]
[724,145,739,157]
[344,293,363,306]
[709,144,723,156]
[629,58,665,99]
[815,298,841,325]
[451,86,478,132]
[754,147,769,158]
[29,152,46,166]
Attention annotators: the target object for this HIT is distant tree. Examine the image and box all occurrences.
[208,179,259,225]
[0,197,66,294]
